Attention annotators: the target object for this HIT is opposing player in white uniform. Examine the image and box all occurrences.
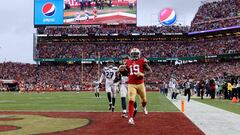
[169,78,177,99]
[114,68,129,117]
[92,81,100,98]
[99,62,118,112]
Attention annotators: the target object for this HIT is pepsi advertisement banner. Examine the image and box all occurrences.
[34,0,64,25]
[137,0,202,26]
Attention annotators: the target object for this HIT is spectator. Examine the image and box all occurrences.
[199,80,205,100]
[191,0,240,31]
[209,79,216,99]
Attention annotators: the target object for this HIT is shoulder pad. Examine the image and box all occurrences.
[104,67,109,70]
[112,67,118,70]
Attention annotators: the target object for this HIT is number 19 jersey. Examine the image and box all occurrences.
[126,58,146,85]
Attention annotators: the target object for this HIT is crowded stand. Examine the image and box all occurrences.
[192,0,239,23]
[1,61,240,91]
[0,62,97,91]
[36,35,240,59]
[0,62,36,84]
[191,17,240,31]
[191,0,240,31]
[37,25,189,35]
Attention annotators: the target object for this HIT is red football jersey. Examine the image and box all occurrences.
[126,58,146,84]
[93,8,97,14]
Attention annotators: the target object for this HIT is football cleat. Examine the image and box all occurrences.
[143,107,148,115]
[133,109,137,118]
[108,105,112,111]
[111,107,115,112]
[128,117,135,125]
[121,113,128,118]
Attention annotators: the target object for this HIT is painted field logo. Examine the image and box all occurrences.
[42,3,56,17]
[159,8,176,25]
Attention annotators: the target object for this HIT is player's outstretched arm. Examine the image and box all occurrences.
[143,63,153,77]
[99,72,105,84]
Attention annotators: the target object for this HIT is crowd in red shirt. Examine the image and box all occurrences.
[190,0,240,31]
[36,36,239,59]
[1,61,240,91]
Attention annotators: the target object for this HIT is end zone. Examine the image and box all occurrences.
[0,112,204,135]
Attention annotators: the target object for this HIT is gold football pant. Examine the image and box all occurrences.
[128,83,147,103]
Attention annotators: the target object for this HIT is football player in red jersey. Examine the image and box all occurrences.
[93,7,97,20]
[123,48,152,125]
[117,55,138,118]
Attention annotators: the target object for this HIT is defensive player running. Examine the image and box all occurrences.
[115,56,138,118]
[99,61,118,112]
[92,80,100,98]
[120,48,152,125]
[169,77,177,100]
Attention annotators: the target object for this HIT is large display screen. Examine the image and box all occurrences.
[34,0,137,26]
[34,0,64,25]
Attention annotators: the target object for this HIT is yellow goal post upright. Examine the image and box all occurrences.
[97,52,101,81]
[81,52,84,90]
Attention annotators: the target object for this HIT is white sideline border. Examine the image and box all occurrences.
[167,94,240,135]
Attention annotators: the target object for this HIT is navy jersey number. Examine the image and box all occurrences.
[106,72,114,79]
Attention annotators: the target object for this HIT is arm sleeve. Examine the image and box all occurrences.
[143,60,152,73]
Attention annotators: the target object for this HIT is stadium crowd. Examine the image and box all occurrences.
[37,25,189,35]
[1,61,240,91]
[192,0,239,23]
[0,62,97,91]
[36,36,240,59]
[191,0,240,31]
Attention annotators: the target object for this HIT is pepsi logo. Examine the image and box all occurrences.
[42,3,56,17]
[159,8,176,26]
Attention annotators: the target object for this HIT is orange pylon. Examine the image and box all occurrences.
[232,97,238,103]
[181,99,185,112]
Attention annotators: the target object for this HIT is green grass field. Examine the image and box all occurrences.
[193,98,240,115]
[0,92,179,112]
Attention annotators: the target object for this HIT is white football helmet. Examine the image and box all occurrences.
[107,60,115,68]
[130,48,141,60]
